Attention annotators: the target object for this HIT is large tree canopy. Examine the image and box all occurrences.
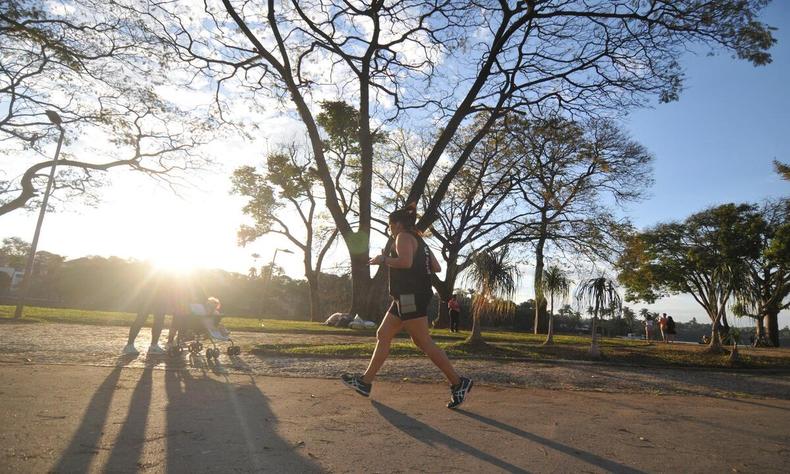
[1,0,213,216]
[733,199,790,346]
[134,0,775,316]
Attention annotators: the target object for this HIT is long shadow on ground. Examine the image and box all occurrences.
[455,409,646,474]
[372,400,530,473]
[52,355,321,472]
[163,358,320,472]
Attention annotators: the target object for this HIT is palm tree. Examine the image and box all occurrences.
[542,266,571,345]
[575,277,622,357]
[464,248,520,344]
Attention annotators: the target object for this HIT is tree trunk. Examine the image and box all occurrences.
[755,315,765,346]
[362,266,389,323]
[707,312,724,352]
[467,296,483,343]
[306,272,321,322]
[720,310,730,333]
[349,252,373,318]
[544,294,555,345]
[589,314,600,357]
[432,278,451,329]
[533,236,546,334]
[765,311,780,347]
[467,313,482,343]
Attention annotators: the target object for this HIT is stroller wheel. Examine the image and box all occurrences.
[234,346,241,355]
[211,348,219,359]
[226,346,235,356]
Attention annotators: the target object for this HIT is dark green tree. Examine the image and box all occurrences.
[618,204,763,351]
[732,199,790,346]
[0,237,31,268]
[774,160,790,181]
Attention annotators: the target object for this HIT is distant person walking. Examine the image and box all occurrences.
[341,203,473,409]
[666,316,677,343]
[644,316,654,343]
[659,313,669,343]
[448,295,461,333]
[123,272,172,355]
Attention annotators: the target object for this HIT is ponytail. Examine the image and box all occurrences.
[389,202,422,236]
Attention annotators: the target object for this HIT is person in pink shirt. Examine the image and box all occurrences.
[659,313,669,343]
[448,295,461,333]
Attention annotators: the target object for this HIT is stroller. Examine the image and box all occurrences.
[167,299,240,359]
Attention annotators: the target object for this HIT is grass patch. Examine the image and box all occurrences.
[5,305,789,369]
[251,339,790,369]
[0,305,376,336]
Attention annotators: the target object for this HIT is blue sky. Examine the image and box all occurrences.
[624,1,789,228]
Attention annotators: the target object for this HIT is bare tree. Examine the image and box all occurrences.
[509,117,652,334]
[231,143,339,322]
[138,0,775,316]
[1,0,212,216]
[427,117,527,327]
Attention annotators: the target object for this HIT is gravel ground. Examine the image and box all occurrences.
[1,321,789,399]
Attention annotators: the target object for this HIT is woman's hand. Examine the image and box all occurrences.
[369,254,385,265]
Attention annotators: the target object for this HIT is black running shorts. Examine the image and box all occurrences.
[388,293,433,321]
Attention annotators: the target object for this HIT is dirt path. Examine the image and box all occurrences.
[1,322,789,399]
[1,364,788,473]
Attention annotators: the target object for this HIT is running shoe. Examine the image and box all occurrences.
[122,344,139,355]
[341,373,372,397]
[447,376,473,409]
[147,344,165,355]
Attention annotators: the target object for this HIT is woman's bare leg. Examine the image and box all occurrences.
[362,313,403,384]
[403,317,461,386]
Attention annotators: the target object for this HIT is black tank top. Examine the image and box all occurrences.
[388,233,433,297]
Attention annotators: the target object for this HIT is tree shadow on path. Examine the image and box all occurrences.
[454,409,646,474]
[371,400,530,473]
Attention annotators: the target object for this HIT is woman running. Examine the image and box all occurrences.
[341,203,473,408]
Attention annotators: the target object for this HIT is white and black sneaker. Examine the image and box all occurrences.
[341,373,372,397]
[447,376,473,409]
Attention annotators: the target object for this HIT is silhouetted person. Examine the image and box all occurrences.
[448,295,461,333]
[666,315,676,343]
[123,272,173,355]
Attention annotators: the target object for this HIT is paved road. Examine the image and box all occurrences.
[1,364,789,473]
[1,322,790,473]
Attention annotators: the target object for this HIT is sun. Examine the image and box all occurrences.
[150,253,199,274]
[144,236,204,275]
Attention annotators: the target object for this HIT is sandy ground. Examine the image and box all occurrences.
[1,322,789,473]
